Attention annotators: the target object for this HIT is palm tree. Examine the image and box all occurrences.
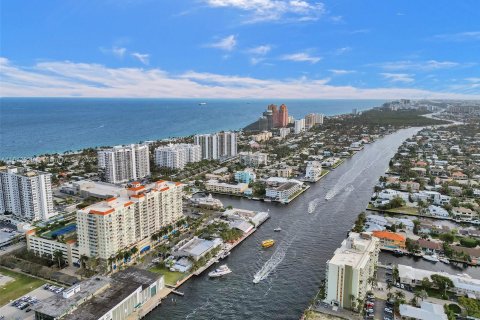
[53,250,64,268]
[395,290,405,302]
[79,254,89,269]
[419,289,428,301]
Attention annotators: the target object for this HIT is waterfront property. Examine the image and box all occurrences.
[154,143,201,169]
[32,268,164,320]
[26,228,81,266]
[77,180,183,260]
[265,177,304,203]
[324,232,379,310]
[372,230,406,250]
[398,264,480,299]
[205,179,249,195]
[173,237,222,261]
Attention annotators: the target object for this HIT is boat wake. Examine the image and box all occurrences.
[307,198,321,213]
[253,237,296,284]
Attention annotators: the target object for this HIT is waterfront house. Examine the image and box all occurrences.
[452,207,476,221]
[427,205,450,218]
[400,181,420,192]
[265,177,303,203]
[366,215,389,227]
[372,231,406,250]
[205,180,249,195]
[415,239,442,254]
[173,237,222,261]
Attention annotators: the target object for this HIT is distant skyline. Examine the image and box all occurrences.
[1,0,479,99]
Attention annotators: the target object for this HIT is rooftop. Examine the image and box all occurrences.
[329,232,378,269]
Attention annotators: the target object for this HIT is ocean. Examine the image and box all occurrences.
[0,98,385,159]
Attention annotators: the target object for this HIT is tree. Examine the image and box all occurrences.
[431,274,454,298]
[53,250,64,268]
[421,277,432,290]
[418,289,428,301]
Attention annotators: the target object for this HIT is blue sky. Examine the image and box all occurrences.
[1,0,479,98]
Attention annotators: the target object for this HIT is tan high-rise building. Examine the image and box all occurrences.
[77,180,183,260]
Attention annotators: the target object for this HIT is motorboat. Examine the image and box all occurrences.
[261,239,275,248]
[220,252,230,259]
[208,265,232,278]
[440,257,450,264]
[274,227,282,232]
[423,254,439,263]
[198,102,207,105]
[253,275,261,284]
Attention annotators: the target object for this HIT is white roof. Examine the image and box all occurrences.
[399,302,447,320]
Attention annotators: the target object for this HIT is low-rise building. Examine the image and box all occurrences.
[239,152,268,167]
[277,167,293,178]
[304,161,323,182]
[26,229,81,266]
[324,232,379,309]
[205,180,248,195]
[173,237,222,261]
[427,205,450,218]
[398,264,480,299]
[399,301,448,320]
[265,177,303,203]
[452,207,476,221]
[32,268,164,320]
[252,131,273,142]
[234,169,256,184]
[372,231,406,250]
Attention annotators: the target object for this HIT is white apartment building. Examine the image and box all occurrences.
[294,119,306,134]
[238,152,268,167]
[77,180,183,260]
[97,144,151,184]
[0,166,55,222]
[279,127,290,139]
[304,161,323,182]
[325,232,379,309]
[205,180,248,195]
[194,131,237,160]
[154,144,201,169]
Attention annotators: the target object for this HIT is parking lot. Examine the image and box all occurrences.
[0,284,59,320]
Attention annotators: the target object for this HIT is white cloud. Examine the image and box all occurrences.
[203,0,325,23]
[381,73,415,83]
[207,35,237,51]
[247,45,271,55]
[466,77,480,83]
[1,57,478,99]
[433,31,480,42]
[376,60,460,71]
[281,52,321,63]
[329,69,355,75]
[131,52,150,65]
[100,46,127,58]
[335,47,351,55]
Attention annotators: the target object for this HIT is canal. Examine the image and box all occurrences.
[147,127,424,320]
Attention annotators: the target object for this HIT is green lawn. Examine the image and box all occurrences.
[149,265,188,286]
[0,267,46,306]
[389,206,420,215]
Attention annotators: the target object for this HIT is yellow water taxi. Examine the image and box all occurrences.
[261,239,275,248]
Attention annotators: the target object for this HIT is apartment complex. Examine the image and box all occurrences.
[205,180,248,195]
[97,144,151,184]
[238,152,268,167]
[0,166,55,222]
[305,113,324,128]
[324,232,379,309]
[294,119,306,134]
[77,180,183,260]
[154,143,201,169]
[279,127,290,139]
[194,131,237,160]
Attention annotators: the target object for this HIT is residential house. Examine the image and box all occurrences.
[372,231,406,250]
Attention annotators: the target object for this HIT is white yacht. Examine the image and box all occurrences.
[440,257,450,264]
[274,227,282,232]
[253,275,261,284]
[423,254,439,263]
[208,265,232,278]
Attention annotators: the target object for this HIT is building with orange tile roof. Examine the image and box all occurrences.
[372,230,406,250]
